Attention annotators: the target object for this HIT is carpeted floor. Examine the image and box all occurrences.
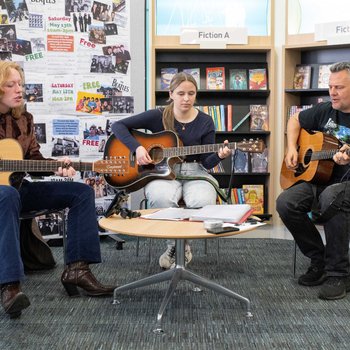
[1,237,350,350]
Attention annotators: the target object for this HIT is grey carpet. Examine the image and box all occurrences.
[1,237,350,350]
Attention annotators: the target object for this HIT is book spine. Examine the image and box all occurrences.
[227,104,233,131]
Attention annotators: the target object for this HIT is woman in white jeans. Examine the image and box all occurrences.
[112,72,231,269]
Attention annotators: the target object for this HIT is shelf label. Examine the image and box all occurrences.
[180,27,248,48]
[315,21,350,44]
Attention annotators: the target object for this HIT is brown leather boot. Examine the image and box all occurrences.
[1,283,30,318]
[61,261,117,297]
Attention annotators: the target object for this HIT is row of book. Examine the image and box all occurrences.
[160,67,268,91]
[197,104,269,132]
[217,184,265,215]
[210,149,269,174]
[156,104,269,132]
[293,63,333,90]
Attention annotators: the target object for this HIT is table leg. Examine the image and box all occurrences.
[113,268,175,302]
[153,268,182,334]
[181,269,252,317]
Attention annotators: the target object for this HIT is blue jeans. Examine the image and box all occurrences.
[0,181,101,284]
[276,181,350,277]
[144,163,218,209]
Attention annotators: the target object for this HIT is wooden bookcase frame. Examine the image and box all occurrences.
[149,0,276,219]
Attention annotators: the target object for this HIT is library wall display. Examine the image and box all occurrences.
[0,1,140,235]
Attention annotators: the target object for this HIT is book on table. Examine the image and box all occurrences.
[141,204,253,224]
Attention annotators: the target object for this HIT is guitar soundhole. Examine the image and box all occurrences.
[295,149,312,176]
[304,149,312,165]
[149,147,164,163]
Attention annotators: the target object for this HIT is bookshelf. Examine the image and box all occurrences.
[150,1,275,218]
[283,42,350,133]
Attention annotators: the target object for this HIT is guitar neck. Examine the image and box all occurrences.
[0,160,93,172]
[312,148,346,161]
[164,142,246,157]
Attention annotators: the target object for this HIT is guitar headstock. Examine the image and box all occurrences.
[236,139,265,153]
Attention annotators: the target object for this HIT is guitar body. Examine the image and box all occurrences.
[104,130,182,192]
[280,129,338,190]
[0,138,23,186]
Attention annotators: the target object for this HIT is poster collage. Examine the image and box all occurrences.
[0,0,132,236]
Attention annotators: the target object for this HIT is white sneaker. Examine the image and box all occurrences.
[159,245,176,269]
[170,244,192,269]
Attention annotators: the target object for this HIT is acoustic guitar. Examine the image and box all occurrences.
[103,129,264,192]
[280,129,342,190]
[0,138,122,187]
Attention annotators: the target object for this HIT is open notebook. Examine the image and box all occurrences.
[141,204,253,224]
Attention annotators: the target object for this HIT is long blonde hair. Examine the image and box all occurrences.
[0,61,25,119]
[162,72,198,132]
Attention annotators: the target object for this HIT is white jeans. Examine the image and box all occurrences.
[144,162,218,247]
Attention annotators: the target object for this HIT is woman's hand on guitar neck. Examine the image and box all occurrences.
[136,146,153,165]
[218,140,231,159]
[55,157,77,177]
[334,145,350,165]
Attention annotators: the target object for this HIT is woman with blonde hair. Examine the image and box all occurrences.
[0,62,116,319]
[112,72,231,269]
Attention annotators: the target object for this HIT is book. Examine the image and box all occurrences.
[249,105,269,131]
[251,148,268,173]
[242,184,264,214]
[183,68,201,89]
[160,67,178,90]
[233,149,249,173]
[227,104,233,131]
[206,67,225,90]
[248,68,267,90]
[293,65,311,89]
[189,204,253,224]
[229,69,248,90]
[141,204,253,224]
[317,64,332,88]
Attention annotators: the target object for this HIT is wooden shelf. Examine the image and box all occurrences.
[150,0,275,218]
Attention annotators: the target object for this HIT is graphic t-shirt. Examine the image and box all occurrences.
[299,102,350,182]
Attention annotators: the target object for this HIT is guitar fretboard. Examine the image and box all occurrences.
[311,149,348,161]
[0,160,93,172]
[163,142,253,157]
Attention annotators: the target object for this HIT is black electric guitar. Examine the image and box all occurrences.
[103,129,265,192]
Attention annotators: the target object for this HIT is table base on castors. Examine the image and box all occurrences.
[113,238,253,334]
